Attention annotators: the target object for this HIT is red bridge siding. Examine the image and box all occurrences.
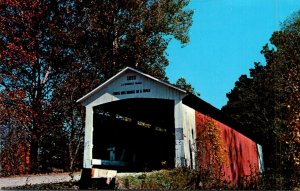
[195,111,259,185]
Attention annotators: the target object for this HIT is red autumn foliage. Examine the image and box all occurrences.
[0,0,72,174]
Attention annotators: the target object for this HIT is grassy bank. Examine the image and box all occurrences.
[3,168,293,190]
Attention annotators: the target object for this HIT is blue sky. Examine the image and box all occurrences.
[166,0,300,109]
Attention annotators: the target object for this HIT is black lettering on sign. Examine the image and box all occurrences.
[121,82,134,86]
[112,88,151,95]
[126,90,135,94]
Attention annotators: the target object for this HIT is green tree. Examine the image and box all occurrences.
[175,77,200,96]
[222,11,300,189]
[51,0,194,171]
[65,0,193,81]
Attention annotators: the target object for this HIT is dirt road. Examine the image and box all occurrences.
[0,172,81,188]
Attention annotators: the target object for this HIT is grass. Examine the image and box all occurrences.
[116,168,200,190]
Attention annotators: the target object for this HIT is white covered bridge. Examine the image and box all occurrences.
[77,67,263,184]
[77,67,196,172]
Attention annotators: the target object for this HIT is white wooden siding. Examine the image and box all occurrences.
[80,68,197,169]
[182,104,196,168]
[82,70,186,107]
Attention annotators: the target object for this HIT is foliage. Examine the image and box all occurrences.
[195,115,227,188]
[175,77,200,96]
[0,0,74,174]
[0,127,29,176]
[52,0,193,173]
[116,169,196,190]
[0,0,194,175]
[222,11,300,189]
[51,0,194,172]
[196,116,225,167]
[116,168,265,190]
[66,0,194,81]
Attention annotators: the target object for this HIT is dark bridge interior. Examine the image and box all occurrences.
[92,98,175,172]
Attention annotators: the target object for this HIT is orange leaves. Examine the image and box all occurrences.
[0,89,26,105]
[1,0,20,8]
[2,0,41,10]
[0,89,32,125]
[196,114,225,169]
[3,42,37,66]
[7,89,26,100]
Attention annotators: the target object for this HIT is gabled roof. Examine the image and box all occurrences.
[77,67,186,103]
[76,67,258,143]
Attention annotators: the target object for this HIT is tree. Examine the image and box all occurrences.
[0,0,74,173]
[175,77,200,96]
[0,0,194,174]
[222,11,300,189]
[65,0,193,81]
[50,0,194,171]
[48,69,87,171]
[222,63,275,143]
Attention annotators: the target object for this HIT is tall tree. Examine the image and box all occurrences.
[0,0,194,174]
[50,0,194,171]
[67,0,193,81]
[0,0,73,173]
[222,11,300,189]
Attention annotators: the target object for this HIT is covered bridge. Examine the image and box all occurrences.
[77,67,264,183]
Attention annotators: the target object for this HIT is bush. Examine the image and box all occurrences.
[116,168,232,190]
[116,167,295,190]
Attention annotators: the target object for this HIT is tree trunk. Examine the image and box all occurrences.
[29,135,39,173]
